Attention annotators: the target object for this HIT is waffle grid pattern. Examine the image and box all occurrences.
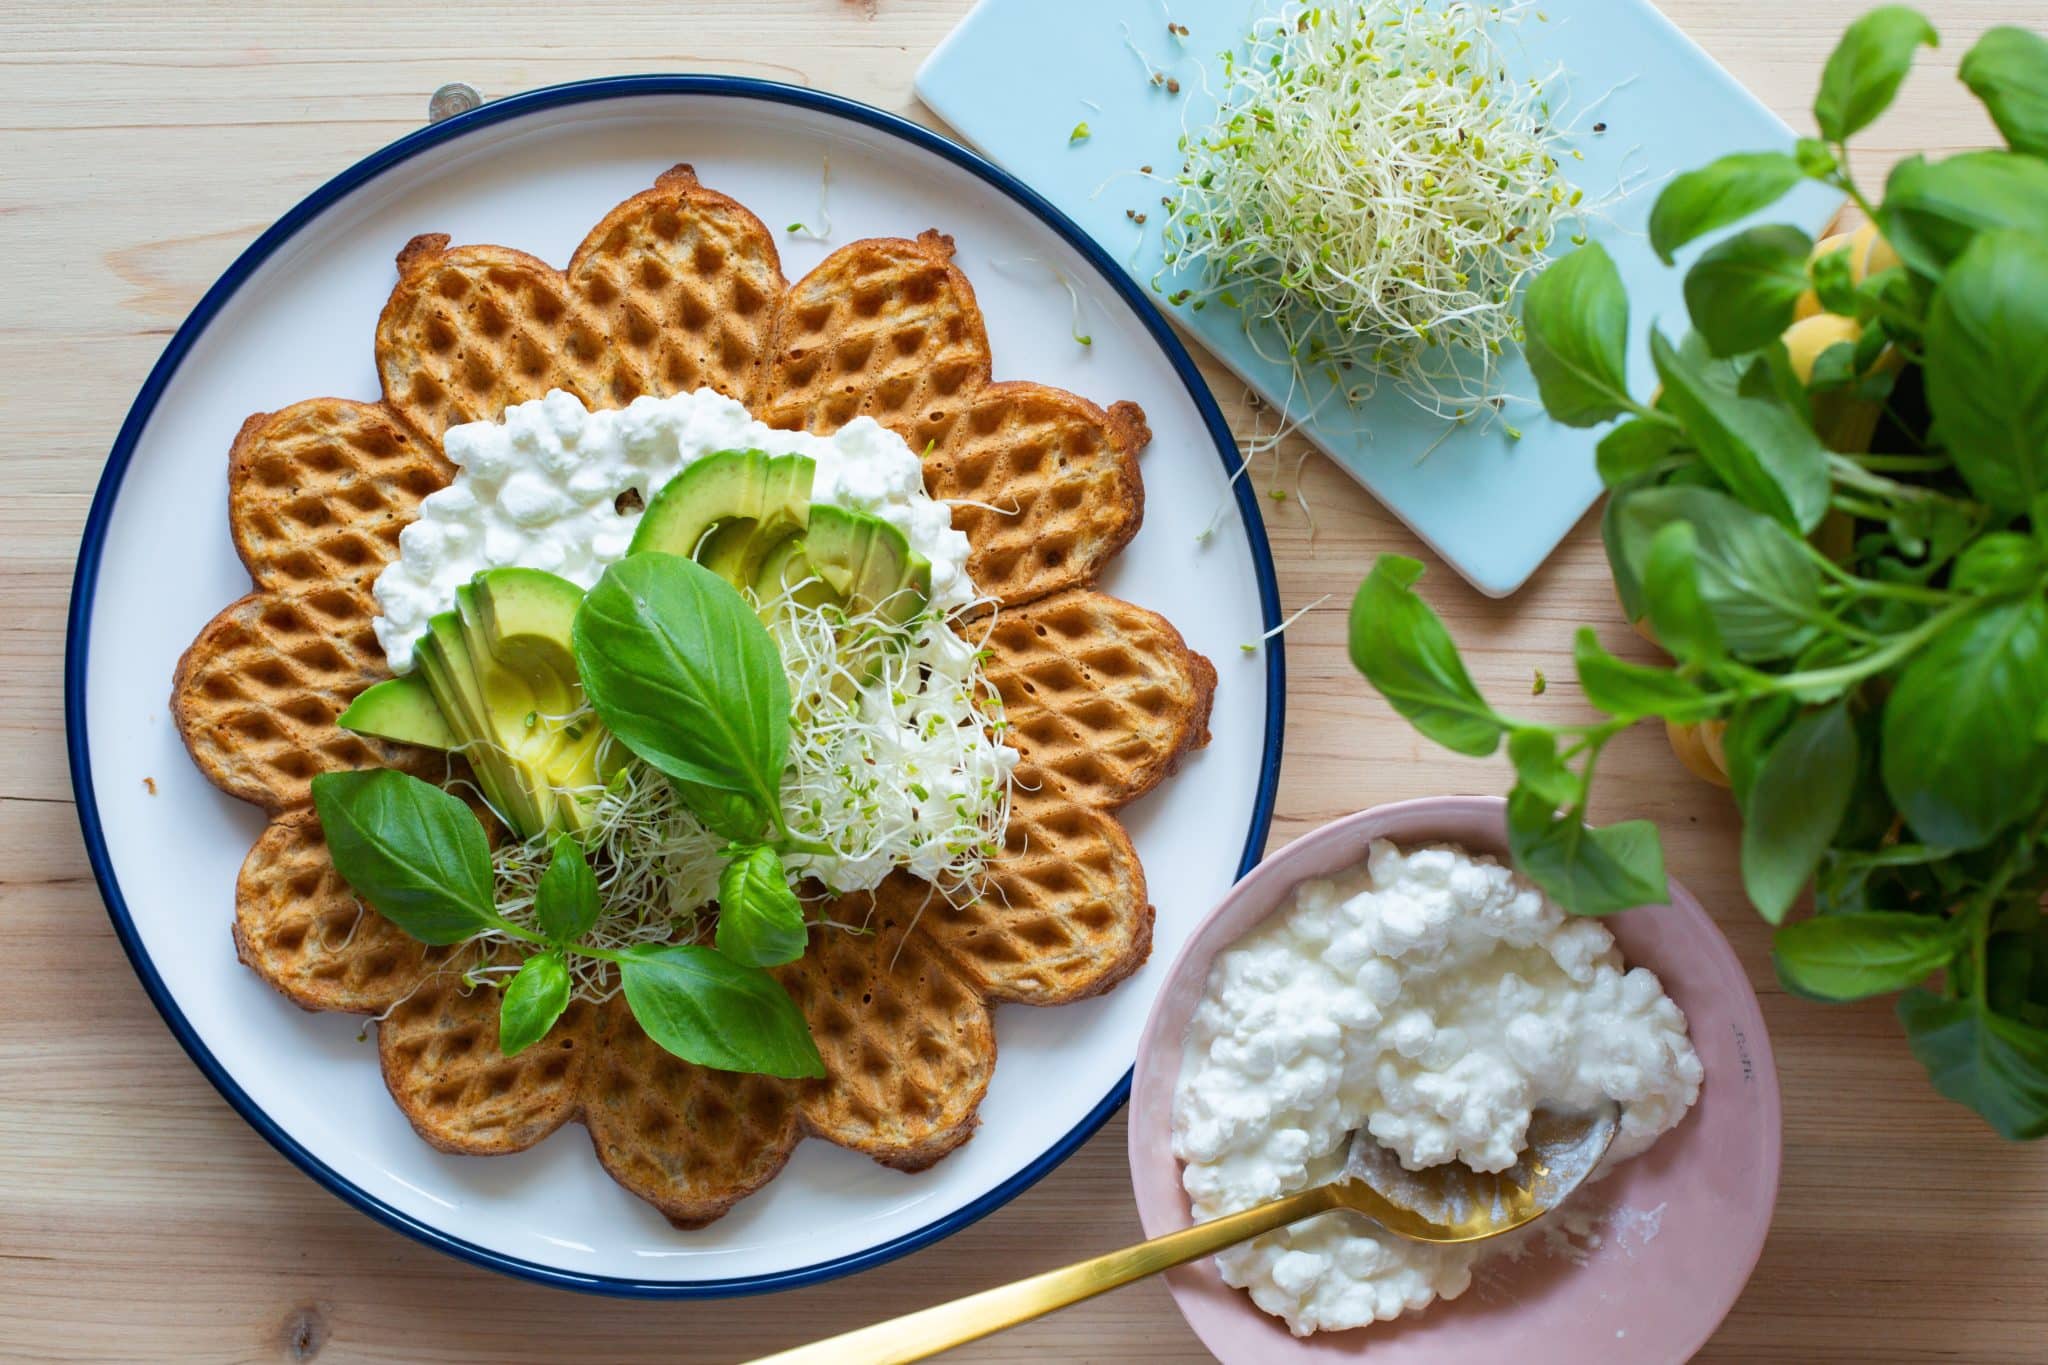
[172,166,1216,1228]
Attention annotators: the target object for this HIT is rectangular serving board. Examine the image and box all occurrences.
[918,0,1843,595]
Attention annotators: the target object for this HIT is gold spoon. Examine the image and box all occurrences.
[750,1101,1619,1365]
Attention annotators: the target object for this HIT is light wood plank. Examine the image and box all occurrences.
[5,2,2045,1360]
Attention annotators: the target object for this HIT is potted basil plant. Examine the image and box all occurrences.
[1348,9,2048,1138]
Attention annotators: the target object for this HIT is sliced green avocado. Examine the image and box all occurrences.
[338,674,457,751]
[804,504,932,625]
[453,583,558,768]
[629,449,816,571]
[753,536,838,610]
[467,568,609,836]
[414,613,554,838]
[472,567,585,689]
[400,568,615,840]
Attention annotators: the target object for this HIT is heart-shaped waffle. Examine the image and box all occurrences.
[173,166,1216,1228]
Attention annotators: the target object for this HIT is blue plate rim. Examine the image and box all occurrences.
[63,73,1285,1299]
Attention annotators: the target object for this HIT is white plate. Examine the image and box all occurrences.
[66,78,1283,1295]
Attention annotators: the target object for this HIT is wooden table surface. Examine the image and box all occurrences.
[7,1,2046,1360]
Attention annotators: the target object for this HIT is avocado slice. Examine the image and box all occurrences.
[338,674,458,751]
[467,568,611,835]
[472,567,585,690]
[753,537,838,610]
[414,612,554,837]
[804,504,933,625]
[397,568,617,841]
[630,450,816,589]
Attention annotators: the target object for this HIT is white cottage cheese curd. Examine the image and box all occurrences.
[1172,839,1701,1336]
[369,387,1010,896]
[372,387,972,670]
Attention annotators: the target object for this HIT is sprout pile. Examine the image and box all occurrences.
[472,587,1015,1002]
[1163,0,1583,420]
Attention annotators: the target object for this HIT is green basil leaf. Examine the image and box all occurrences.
[310,770,497,946]
[1953,532,2041,595]
[1572,628,1713,722]
[1808,242,1861,318]
[1647,152,1806,265]
[1898,989,2048,1140]
[1741,702,1858,923]
[1611,486,1823,658]
[1806,341,1859,393]
[1959,25,2048,158]
[715,844,809,968]
[534,834,600,943]
[1521,242,1633,426]
[1683,225,1815,358]
[1723,695,1798,813]
[620,943,825,1078]
[1601,494,1647,625]
[1347,556,1504,757]
[499,952,571,1057]
[1641,521,1725,665]
[1738,341,1814,417]
[1794,136,1838,178]
[1881,151,2048,276]
[574,554,790,812]
[1595,419,1684,488]
[675,779,775,843]
[1650,330,1830,531]
[1851,309,1896,372]
[1923,230,2048,514]
[1507,728,1583,810]
[1814,5,1938,143]
[1506,790,1668,917]
[1882,597,2048,850]
[1774,912,1959,1001]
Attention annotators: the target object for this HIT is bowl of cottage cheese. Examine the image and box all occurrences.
[1128,796,1779,1364]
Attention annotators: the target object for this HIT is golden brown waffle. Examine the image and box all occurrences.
[172,398,450,811]
[913,786,1151,1006]
[234,809,458,1014]
[924,383,1147,608]
[172,167,1218,1229]
[172,587,443,812]
[776,906,995,1171]
[757,230,992,437]
[378,968,591,1156]
[583,997,802,1229]
[982,589,1218,811]
[758,231,1146,606]
[376,164,785,442]
[227,398,448,593]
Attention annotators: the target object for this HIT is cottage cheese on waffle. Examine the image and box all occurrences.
[372,387,973,671]
[1172,839,1701,1336]
[370,386,1009,894]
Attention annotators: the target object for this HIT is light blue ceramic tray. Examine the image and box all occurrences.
[918,0,1843,595]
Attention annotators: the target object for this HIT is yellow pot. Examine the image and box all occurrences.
[1666,718,1731,787]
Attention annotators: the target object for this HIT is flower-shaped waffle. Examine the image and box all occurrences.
[172,166,1217,1227]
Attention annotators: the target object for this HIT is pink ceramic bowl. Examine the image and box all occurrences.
[1128,796,1780,1364]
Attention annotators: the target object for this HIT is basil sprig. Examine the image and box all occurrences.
[314,769,821,1075]
[1348,9,2048,1139]
[309,553,837,1078]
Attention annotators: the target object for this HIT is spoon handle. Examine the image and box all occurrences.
[746,1184,1340,1365]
